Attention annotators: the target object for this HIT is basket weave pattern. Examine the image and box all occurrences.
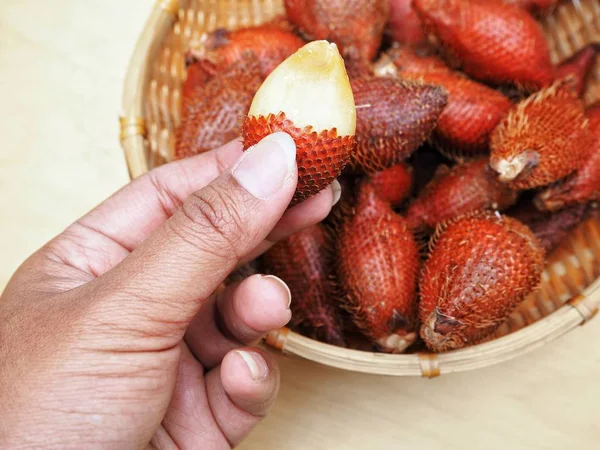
[120,0,600,376]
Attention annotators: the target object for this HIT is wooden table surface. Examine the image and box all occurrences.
[1,1,599,449]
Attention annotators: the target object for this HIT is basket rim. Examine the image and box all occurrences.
[119,0,600,377]
[266,277,599,377]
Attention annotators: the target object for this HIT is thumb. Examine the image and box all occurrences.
[87,132,297,341]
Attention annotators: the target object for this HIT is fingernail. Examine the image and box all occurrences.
[262,275,292,309]
[331,180,342,206]
[236,350,269,381]
[232,132,297,199]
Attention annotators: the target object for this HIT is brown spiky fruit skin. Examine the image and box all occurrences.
[193,24,305,77]
[388,48,512,155]
[406,159,518,231]
[509,202,592,254]
[490,79,592,190]
[242,113,355,205]
[176,57,263,159]
[262,225,346,346]
[350,76,448,173]
[388,0,425,45]
[413,0,555,90]
[535,103,600,211]
[419,212,544,352]
[336,184,420,353]
[366,164,414,208]
[555,44,600,98]
[284,0,390,61]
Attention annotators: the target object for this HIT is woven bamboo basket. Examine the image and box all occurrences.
[121,0,600,377]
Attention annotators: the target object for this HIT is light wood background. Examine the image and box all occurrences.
[1,1,599,449]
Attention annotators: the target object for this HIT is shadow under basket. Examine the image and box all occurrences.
[121,0,600,377]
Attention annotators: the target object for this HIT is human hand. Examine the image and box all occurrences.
[0,133,340,449]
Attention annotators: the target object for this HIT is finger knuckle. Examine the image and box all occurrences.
[178,185,247,260]
[147,170,185,217]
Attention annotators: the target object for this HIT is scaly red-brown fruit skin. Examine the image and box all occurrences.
[181,56,218,110]
[555,44,600,98]
[490,79,592,190]
[349,76,448,173]
[413,0,555,90]
[410,144,451,193]
[535,103,600,211]
[344,55,376,80]
[284,0,390,61]
[176,57,263,159]
[388,0,425,45]
[242,113,355,206]
[336,184,420,353]
[193,24,305,77]
[384,44,449,74]
[366,163,414,208]
[262,14,297,33]
[262,225,346,347]
[225,260,261,287]
[388,48,512,155]
[406,158,518,231]
[416,70,512,156]
[509,202,591,253]
[502,0,559,15]
[586,102,600,131]
[419,212,545,352]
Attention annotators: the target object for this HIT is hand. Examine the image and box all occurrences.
[0,133,340,449]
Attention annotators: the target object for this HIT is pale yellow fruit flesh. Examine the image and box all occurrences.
[248,40,356,136]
